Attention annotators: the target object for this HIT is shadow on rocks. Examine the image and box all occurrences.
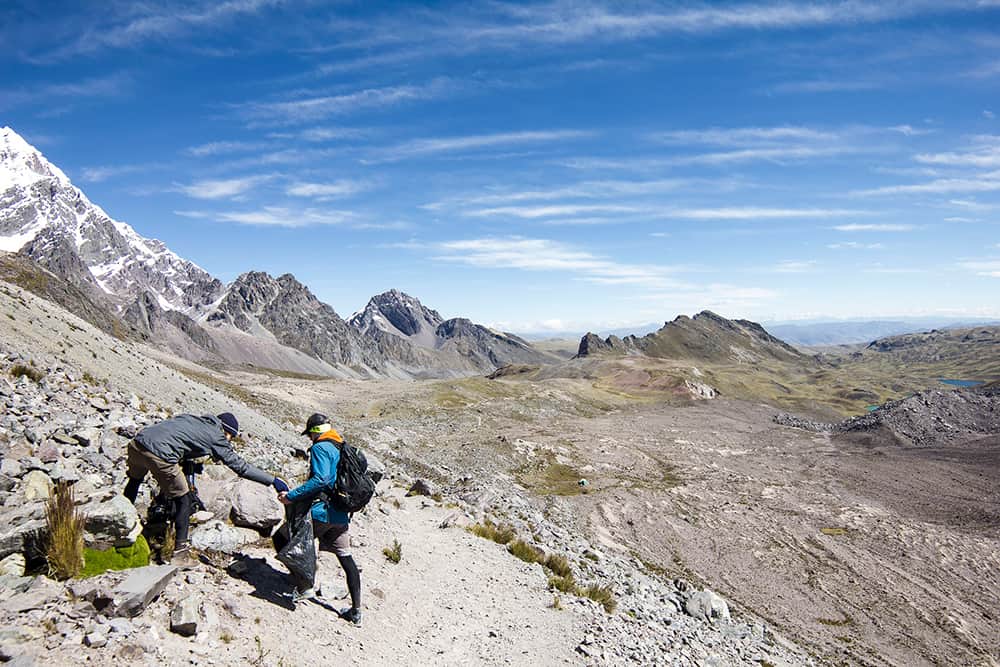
[225,553,294,611]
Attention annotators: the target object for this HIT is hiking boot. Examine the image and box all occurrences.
[169,544,198,568]
[339,607,362,627]
[291,587,317,607]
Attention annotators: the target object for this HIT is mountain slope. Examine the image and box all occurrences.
[577,310,805,364]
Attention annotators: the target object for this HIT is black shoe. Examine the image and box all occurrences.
[339,607,362,626]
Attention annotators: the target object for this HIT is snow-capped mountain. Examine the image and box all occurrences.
[0,127,222,312]
[0,127,556,378]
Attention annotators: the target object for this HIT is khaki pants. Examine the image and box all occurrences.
[125,440,189,499]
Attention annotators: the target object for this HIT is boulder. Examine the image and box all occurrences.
[1,576,63,614]
[229,480,283,532]
[684,589,731,622]
[0,501,47,560]
[0,553,25,577]
[20,470,53,501]
[109,565,177,618]
[170,596,200,636]
[0,473,14,493]
[82,495,141,548]
[189,520,260,553]
[365,450,387,483]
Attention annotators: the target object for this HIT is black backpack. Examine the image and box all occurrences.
[323,440,375,514]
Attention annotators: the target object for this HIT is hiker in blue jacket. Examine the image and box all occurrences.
[278,413,362,626]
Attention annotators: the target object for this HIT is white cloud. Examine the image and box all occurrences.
[185,140,270,157]
[366,130,591,163]
[432,237,685,290]
[211,206,357,227]
[240,80,450,124]
[986,110,996,119]
[286,180,370,198]
[80,163,156,183]
[958,259,1000,277]
[773,260,817,273]
[651,126,838,145]
[833,224,915,232]
[915,146,1000,168]
[0,73,129,111]
[465,204,639,219]
[949,198,999,211]
[827,241,884,249]
[177,176,269,200]
[670,207,865,220]
[856,171,1000,195]
[944,216,979,222]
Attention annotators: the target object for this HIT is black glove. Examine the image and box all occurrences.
[272,477,289,493]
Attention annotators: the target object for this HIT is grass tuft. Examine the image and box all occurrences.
[543,553,572,577]
[582,584,617,614]
[383,539,403,564]
[507,539,544,564]
[161,524,176,563]
[468,519,516,545]
[45,481,85,580]
[548,574,578,594]
[10,363,45,383]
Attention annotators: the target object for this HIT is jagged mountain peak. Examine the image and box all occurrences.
[350,288,443,343]
[0,126,73,192]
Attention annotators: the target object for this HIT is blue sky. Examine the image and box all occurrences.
[3,1,1000,333]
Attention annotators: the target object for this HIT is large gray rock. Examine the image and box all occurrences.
[81,494,141,548]
[20,470,53,501]
[365,450,387,483]
[685,589,731,622]
[0,501,47,560]
[170,596,200,636]
[189,520,260,553]
[0,553,25,577]
[110,565,178,618]
[1,576,63,614]
[229,480,283,532]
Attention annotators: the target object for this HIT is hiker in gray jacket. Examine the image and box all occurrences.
[122,412,289,565]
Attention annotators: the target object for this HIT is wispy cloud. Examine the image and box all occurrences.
[651,126,839,145]
[958,259,1000,277]
[950,198,999,211]
[424,178,696,210]
[855,171,1000,195]
[366,130,591,163]
[833,223,915,231]
[0,73,129,111]
[431,237,685,290]
[286,180,371,198]
[176,175,270,200]
[465,204,639,219]
[915,145,1000,168]
[185,140,271,157]
[176,206,357,227]
[33,0,283,61]
[827,241,885,249]
[773,260,818,273]
[239,80,451,125]
[668,207,865,220]
[80,162,159,183]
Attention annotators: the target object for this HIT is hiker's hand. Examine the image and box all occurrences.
[272,477,289,493]
[278,492,291,505]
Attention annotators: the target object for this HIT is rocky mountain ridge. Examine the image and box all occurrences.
[577,310,805,364]
[0,127,552,379]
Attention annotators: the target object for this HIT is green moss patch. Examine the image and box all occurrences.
[80,536,151,578]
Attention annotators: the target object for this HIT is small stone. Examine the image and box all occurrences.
[170,596,200,637]
[0,553,26,577]
[84,631,108,648]
[20,470,53,501]
[406,479,436,497]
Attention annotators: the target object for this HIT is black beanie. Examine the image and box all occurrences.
[217,412,239,437]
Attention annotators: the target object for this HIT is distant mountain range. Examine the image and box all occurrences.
[0,126,557,378]
[762,318,1000,347]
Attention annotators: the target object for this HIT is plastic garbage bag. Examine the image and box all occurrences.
[273,501,316,589]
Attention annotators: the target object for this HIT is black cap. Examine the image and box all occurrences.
[301,413,329,435]
[217,412,239,437]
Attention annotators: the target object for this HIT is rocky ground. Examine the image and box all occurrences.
[0,279,814,665]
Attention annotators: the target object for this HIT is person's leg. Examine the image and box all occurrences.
[319,523,361,623]
[123,441,148,503]
[173,492,194,544]
[144,454,192,561]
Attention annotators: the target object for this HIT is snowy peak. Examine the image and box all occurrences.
[0,127,222,312]
[0,126,73,192]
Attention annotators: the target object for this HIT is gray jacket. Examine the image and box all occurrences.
[134,414,273,485]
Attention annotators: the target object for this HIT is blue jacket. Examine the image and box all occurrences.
[285,431,350,525]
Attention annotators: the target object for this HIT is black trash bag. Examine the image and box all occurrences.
[273,502,316,589]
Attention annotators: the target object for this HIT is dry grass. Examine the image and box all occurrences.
[468,519,516,545]
[507,539,544,564]
[582,583,617,614]
[46,481,85,579]
[10,362,45,383]
[383,539,403,564]
[548,574,578,594]
[161,524,176,563]
[543,553,572,578]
